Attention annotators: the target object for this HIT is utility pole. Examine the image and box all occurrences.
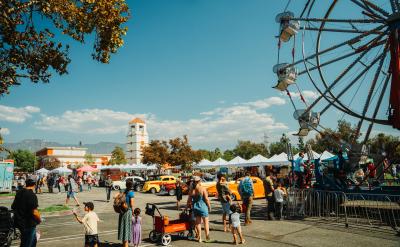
[264,132,270,154]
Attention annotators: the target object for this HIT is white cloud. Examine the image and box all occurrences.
[0,105,40,123]
[282,90,319,102]
[33,96,289,147]
[0,128,10,135]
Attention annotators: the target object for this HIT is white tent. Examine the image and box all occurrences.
[211,158,228,167]
[227,156,248,167]
[319,151,335,161]
[35,168,49,175]
[195,159,214,169]
[293,150,320,161]
[266,152,291,166]
[51,167,72,174]
[146,164,158,170]
[241,154,269,167]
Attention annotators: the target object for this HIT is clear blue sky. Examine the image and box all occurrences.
[0,0,398,149]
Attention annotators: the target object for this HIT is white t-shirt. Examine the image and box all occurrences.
[82,211,100,235]
[230,212,241,228]
[274,188,285,203]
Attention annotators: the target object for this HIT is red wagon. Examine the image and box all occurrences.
[145,203,193,246]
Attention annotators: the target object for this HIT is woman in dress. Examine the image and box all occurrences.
[176,180,183,210]
[118,179,135,247]
[187,176,211,243]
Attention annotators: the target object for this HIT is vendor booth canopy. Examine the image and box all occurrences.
[77,165,98,172]
[195,159,214,169]
[51,167,72,174]
[266,152,291,166]
[211,158,228,167]
[227,156,248,167]
[241,154,269,167]
[319,151,335,161]
[35,168,49,175]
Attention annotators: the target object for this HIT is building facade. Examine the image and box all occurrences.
[36,147,111,168]
[126,118,149,164]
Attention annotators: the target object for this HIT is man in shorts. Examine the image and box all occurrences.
[66,175,80,206]
[216,173,232,232]
[73,202,100,247]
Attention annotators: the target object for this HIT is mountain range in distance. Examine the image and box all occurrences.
[3,139,125,154]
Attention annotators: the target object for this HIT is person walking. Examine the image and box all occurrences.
[11,176,42,247]
[274,181,286,220]
[238,172,254,225]
[47,175,54,193]
[105,175,113,202]
[117,179,135,247]
[66,175,80,206]
[78,176,83,192]
[187,176,211,243]
[87,175,93,192]
[216,173,232,232]
[72,202,100,247]
[131,208,142,247]
[263,173,275,220]
[175,180,183,210]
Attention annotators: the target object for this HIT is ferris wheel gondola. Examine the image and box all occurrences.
[273,0,400,147]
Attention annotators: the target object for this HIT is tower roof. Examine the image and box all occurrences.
[129,118,145,124]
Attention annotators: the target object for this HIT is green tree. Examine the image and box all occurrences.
[7,149,37,172]
[233,140,269,159]
[168,135,201,170]
[222,149,235,161]
[38,157,60,170]
[298,137,305,152]
[142,140,169,168]
[84,153,95,165]
[0,0,129,95]
[368,133,400,160]
[269,142,286,156]
[109,146,127,165]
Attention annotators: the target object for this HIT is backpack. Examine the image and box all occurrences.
[113,192,128,214]
[241,177,253,197]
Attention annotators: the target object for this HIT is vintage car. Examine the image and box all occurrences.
[112,176,145,191]
[158,182,189,196]
[143,175,177,194]
[207,176,265,201]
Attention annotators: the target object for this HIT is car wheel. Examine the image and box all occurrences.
[149,230,159,242]
[231,193,237,201]
[168,189,176,196]
[161,234,172,246]
[135,184,143,192]
[113,185,120,190]
[150,188,156,194]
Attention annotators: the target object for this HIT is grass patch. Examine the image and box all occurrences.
[39,204,70,213]
[0,193,15,197]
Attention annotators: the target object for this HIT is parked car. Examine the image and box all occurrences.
[207,176,265,201]
[112,176,145,191]
[158,182,189,196]
[142,175,176,194]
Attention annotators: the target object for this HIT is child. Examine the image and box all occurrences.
[229,204,245,245]
[73,202,100,247]
[274,182,286,220]
[131,208,142,247]
[176,180,183,210]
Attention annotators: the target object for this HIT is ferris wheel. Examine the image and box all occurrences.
[274,0,400,146]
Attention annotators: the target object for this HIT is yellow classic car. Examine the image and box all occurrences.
[207,176,265,201]
[142,175,177,194]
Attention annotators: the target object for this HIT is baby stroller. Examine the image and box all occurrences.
[145,203,193,246]
[0,207,19,247]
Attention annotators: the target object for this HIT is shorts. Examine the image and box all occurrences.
[221,202,231,214]
[67,191,76,198]
[85,234,99,246]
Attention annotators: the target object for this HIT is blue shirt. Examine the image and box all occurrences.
[125,190,134,208]
[294,157,304,172]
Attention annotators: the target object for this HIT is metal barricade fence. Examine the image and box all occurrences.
[286,189,400,234]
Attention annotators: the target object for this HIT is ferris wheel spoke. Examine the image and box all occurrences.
[303,27,384,34]
[319,50,385,116]
[361,0,390,17]
[298,37,386,76]
[390,0,399,13]
[350,0,388,19]
[287,24,386,69]
[354,42,389,140]
[363,73,391,143]
[292,17,384,23]
[302,46,372,116]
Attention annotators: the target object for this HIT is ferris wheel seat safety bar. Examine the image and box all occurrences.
[276,11,300,43]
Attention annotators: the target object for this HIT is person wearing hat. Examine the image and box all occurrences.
[105,175,113,202]
[12,176,42,247]
[73,201,100,247]
[187,175,212,243]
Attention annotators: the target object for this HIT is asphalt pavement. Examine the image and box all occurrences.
[0,187,399,247]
